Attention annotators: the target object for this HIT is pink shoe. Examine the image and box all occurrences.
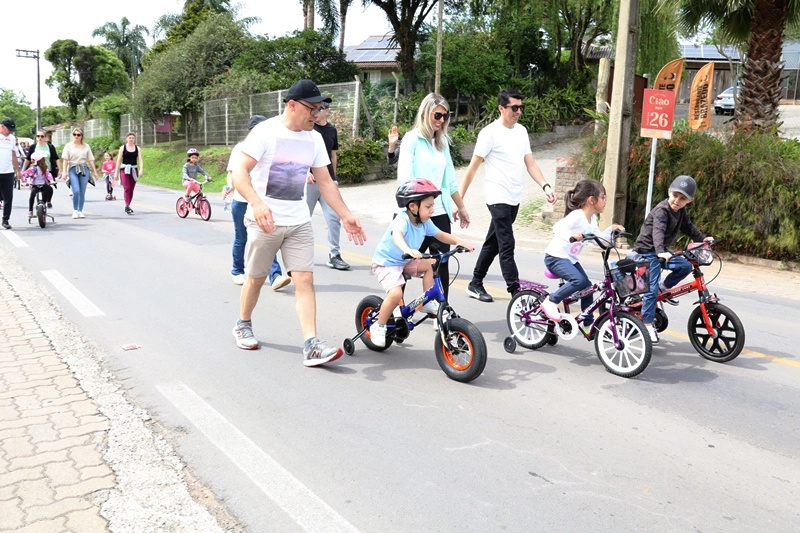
[539,298,562,322]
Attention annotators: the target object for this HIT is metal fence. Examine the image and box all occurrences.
[118,81,360,147]
[52,118,111,146]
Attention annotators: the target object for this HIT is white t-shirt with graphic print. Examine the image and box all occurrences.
[238,116,330,226]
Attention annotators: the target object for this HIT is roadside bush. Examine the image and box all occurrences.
[86,136,121,157]
[336,136,385,185]
[574,123,800,261]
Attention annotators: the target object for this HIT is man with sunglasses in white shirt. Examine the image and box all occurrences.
[459,88,557,302]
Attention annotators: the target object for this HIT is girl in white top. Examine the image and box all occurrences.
[540,179,624,322]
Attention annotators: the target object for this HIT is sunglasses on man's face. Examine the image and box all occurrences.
[432,112,450,121]
[503,104,525,113]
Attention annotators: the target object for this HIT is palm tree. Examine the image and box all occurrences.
[92,17,150,81]
[666,0,800,132]
[183,0,232,11]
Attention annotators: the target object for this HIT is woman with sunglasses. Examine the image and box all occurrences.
[23,130,60,182]
[61,127,98,219]
[396,93,470,300]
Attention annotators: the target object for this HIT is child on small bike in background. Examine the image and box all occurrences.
[541,179,624,324]
[101,152,116,200]
[630,175,714,344]
[20,153,55,216]
[369,179,474,347]
[183,148,211,201]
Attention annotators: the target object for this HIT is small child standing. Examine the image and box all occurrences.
[183,148,211,201]
[20,153,55,215]
[541,179,624,323]
[370,179,474,347]
[631,175,713,344]
[101,152,116,200]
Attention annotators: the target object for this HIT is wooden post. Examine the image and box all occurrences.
[602,0,640,231]
[595,57,611,135]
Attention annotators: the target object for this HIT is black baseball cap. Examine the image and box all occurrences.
[248,115,267,130]
[1,118,16,133]
[283,80,332,104]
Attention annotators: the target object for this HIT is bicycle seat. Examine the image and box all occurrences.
[544,269,560,280]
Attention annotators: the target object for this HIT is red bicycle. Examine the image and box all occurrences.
[625,241,745,362]
[176,178,212,221]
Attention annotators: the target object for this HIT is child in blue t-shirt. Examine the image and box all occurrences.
[370,179,474,347]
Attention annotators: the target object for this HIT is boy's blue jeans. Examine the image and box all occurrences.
[231,199,281,283]
[640,252,693,323]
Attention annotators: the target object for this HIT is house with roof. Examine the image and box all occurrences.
[345,35,400,84]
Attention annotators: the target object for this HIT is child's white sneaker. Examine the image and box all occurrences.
[370,323,387,347]
[646,325,659,345]
[539,298,562,321]
[420,300,440,316]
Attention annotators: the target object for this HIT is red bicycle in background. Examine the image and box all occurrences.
[625,241,745,362]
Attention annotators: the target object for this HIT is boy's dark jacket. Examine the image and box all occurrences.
[633,199,705,253]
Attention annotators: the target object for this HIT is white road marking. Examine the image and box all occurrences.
[1,230,28,248]
[158,381,360,533]
[41,270,105,317]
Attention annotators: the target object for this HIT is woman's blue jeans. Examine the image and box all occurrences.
[231,199,281,282]
[69,168,89,211]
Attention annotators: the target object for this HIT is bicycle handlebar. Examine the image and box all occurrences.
[402,245,470,261]
[569,229,630,249]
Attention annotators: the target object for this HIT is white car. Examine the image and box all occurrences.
[714,87,736,115]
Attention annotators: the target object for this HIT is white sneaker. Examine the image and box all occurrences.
[232,274,246,285]
[72,211,79,219]
[271,275,291,291]
[420,300,440,316]
[68,190,73,197]
[77,211,85,218]
[370,323,387,347]
[646,325,659,345]
[539,298,562,321]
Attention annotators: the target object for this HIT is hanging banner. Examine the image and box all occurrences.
[654,58,684,95]
[689,62,715,131]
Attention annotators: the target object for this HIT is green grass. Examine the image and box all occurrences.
[517,197,545,225]
[138,146,233,192]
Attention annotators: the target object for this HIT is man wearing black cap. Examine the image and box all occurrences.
[0,118,21,229]
[228,79,367,367]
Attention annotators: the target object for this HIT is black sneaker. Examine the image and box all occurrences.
[327,254,350,270]
[466,283,493,302]
[125,206,133,215]
[1,221,10,230]
[46,202,52,209]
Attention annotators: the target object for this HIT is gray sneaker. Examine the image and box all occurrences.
[233,320,259,350]
[303,337,343,367]
[327,254,350,270]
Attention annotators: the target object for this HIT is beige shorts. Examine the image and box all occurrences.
[372,260,424,292]
[244,219,314,278]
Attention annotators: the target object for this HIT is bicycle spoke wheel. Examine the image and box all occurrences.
[688,303,745,362]
[506,290,551,350]
[176,197,189,218]
[198,198,212,221]
[594,312,652,378]
[355,295,392,352]
[435,317,487,382]
[36,204,46,228]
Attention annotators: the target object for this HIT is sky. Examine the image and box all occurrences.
[2,0,393,110]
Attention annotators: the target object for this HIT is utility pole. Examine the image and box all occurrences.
[435,0,443,94]
[16,49,41,132]
[602,0,640,230]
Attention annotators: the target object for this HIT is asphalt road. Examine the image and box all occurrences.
[2,182,799,531]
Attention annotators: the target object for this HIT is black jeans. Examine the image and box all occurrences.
[0,173,14,223]
[472,203,519,294]
[419,213,452,300]
[28,184,54,211]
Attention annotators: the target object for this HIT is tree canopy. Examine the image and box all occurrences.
[92,17,150,81]
[0,90,36,136]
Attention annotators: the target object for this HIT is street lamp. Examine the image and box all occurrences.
[15,49,41,132]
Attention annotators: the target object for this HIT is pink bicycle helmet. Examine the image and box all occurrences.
[395,178,442,208]
[187,148,200,156]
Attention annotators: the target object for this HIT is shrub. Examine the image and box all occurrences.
[336,136,385,184]
[86,136,121,157]
[574,124,800,261]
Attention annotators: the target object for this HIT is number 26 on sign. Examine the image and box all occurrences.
[641,89,676,139]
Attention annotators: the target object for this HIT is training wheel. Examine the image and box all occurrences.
[343,338,355,356]
[503,336,517,353]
